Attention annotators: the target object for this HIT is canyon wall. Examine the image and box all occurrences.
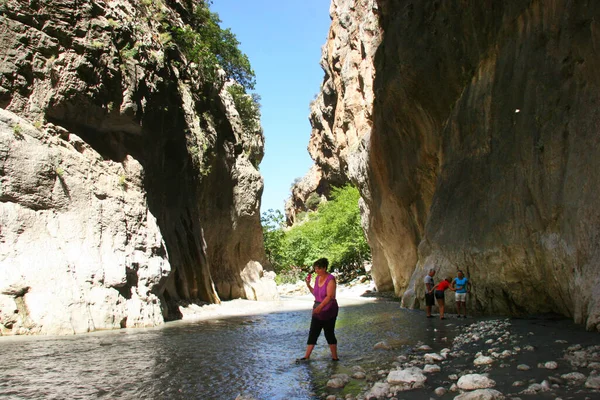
[286,0,381,230]
[303,0,600,330]
[0,0,276,335]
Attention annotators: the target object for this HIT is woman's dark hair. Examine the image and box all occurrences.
[313,257,329,271]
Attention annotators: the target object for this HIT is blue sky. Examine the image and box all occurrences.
[210,0,332,215]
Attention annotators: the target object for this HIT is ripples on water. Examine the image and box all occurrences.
[5,299,596,399]
[2,299,456,399]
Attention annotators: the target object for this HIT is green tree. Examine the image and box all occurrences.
[172,0,256,91]
[261,209,286,272]
[275,185,371,280]
[281,220,322,269]
[312,185,370,273]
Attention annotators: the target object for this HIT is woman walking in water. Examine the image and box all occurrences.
[297,257,339,362]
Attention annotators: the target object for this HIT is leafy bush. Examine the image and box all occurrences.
[12,124,24,139]
[171,1,255,91]
[262,185,371,281]
[305,192,321,210]
[295,211,307,222]
[120,43,139,60]
[274,265,306,285]
[227,84,261,133]
[261,209,286,272]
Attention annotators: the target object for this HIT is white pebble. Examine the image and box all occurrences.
[474,355,494,366]
[434,386,447,396]
[423,364,441,373]
[544,361,558,370]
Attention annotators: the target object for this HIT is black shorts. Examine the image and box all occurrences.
[434,290,445,299]
[425,292,435,306]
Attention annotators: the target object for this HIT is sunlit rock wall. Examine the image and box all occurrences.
[0,0,276,335]
[286,0,381,227]
[307,0,600,331]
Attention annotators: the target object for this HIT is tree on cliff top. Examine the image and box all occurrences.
[172,0,256,91]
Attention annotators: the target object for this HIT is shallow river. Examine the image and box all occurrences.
[0,295,598,399]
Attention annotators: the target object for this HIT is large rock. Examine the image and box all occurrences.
[387,367,427,389]
[0,0,275,335]
[363,382,390,399]
[457,374,496,391]
[454,389,505,400]
[303,0,600,330]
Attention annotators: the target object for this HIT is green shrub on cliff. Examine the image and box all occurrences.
[305,192,321,210]
[172,1,255,91]
[227,84,261,133]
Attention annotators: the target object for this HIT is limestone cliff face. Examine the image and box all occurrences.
[306,0,600,331]
[286,0,381,225]
[0,0,276,335]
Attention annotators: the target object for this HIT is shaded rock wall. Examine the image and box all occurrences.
[0,0,276,335]
[306,0,600,330]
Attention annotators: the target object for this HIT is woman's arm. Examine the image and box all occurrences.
[314,278,336,314]
[305,274,314,294]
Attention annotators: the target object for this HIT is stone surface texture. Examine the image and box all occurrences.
[286,0,381,225]
[299,0,600,330]
[0,0,275,335]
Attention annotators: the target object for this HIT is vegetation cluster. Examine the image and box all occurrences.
[169,1,262,132]
[262,185,371,284]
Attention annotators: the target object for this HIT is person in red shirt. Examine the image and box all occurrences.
[433,277,454,320]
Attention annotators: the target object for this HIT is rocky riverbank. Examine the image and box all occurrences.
[171,277,600,399]
[222,279,600,400]
[344,317,600,400]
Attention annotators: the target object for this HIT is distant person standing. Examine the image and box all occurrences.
[424,269,435,318]
[452,270,472,318]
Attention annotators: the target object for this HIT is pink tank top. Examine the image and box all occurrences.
[313,274,339,320]
[314,274,335,301]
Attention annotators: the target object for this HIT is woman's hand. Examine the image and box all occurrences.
[312,305,322,315]
[305,273,312,284]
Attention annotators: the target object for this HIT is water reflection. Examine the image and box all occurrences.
[0,300,463,399]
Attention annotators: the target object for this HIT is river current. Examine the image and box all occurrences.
[1,293,598,399]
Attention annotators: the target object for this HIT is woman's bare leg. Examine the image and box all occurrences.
[329,344,338,360]
[303,344,315,359]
